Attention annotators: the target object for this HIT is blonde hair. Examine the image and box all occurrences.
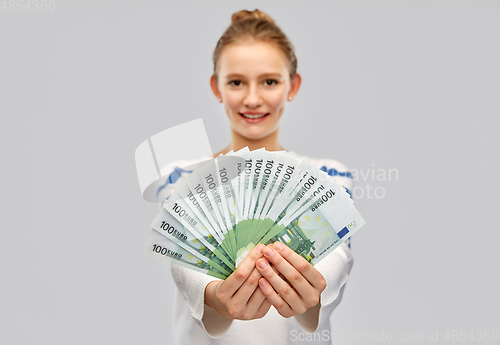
[212,9,298,83]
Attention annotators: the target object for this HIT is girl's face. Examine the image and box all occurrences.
[211,40,300,141]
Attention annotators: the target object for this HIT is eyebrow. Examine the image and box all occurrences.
[225,73,283,79]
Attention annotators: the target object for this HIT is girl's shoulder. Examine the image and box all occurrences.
[288,151,351,176]
[288,151,353,193]
[156,156,212,204]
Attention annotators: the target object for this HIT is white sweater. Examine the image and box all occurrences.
[158,152,354,345]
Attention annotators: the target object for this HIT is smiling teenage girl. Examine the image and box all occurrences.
[168,9,354,345]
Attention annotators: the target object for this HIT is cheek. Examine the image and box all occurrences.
[269,100,287,120]
[268,89,288,110]
[223,94,243,115]
[223,102,239,119]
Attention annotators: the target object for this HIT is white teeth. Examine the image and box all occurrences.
[241,113,267,119]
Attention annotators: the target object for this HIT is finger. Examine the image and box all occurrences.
[243,280,267,317]
[220,244,265,297]
[233,266,264,307]
[269,261,281,277]
[272,241,326,291]
[258,277,294,318]
[256,257,303,315]
[262,244,316,299]
[254,298,272,319]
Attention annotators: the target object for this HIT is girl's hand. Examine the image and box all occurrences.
[204,244,272,320]
[255,242,326,318]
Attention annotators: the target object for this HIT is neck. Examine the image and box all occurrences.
[218,129,285,156]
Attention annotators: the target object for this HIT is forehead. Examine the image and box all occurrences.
[218,41,288,78]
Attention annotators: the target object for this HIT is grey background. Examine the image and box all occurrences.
[2,0,499,344]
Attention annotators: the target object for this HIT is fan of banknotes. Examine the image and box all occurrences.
[145,147,365,279]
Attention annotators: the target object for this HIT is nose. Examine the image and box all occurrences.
[243,83,262,107]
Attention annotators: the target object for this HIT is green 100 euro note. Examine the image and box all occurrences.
[143,148,366,278]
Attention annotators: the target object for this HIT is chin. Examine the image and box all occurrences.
[238,129,274,141]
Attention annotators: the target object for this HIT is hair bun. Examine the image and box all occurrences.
[231,9,275,25]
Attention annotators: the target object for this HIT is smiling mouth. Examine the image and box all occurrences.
[240,113,269,119]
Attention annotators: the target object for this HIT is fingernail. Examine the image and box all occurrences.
[273,242,283,251]
[256,244,263,254]
[260,278,267,286]
[264,247,274,257]
[257,260,267,269]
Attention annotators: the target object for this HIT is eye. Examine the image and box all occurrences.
[265,79,278,86]
[229,80,242,86]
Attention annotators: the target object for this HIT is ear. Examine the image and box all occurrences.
[210,75,221,100]
[288,73,302,100]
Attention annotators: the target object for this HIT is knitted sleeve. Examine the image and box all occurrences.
[293,241,353,332]
[170,263,233,338]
